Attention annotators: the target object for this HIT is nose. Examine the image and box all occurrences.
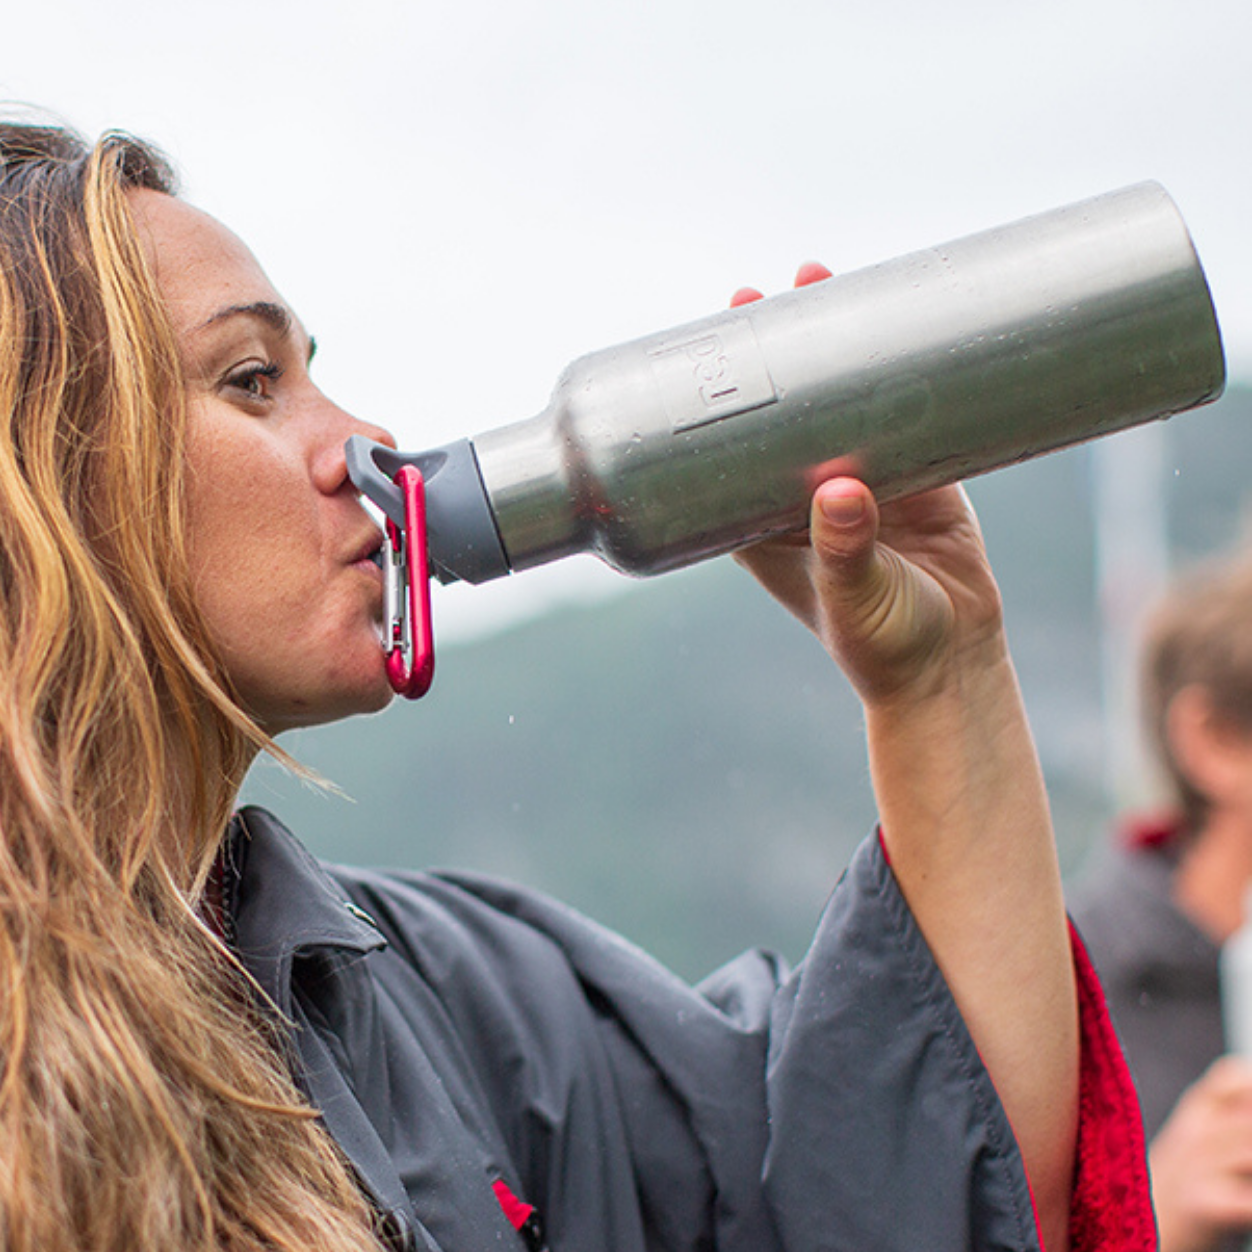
[311,401,397,496]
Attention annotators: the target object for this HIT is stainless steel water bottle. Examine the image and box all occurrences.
[347,181,1225,588]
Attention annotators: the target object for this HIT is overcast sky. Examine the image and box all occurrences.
[4,0,1250,636]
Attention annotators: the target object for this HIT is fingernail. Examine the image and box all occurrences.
[795,260,834,287]
[819,487,865,527]
[730,286,764,307]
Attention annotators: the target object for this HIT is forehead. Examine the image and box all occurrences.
[128,189,287,336]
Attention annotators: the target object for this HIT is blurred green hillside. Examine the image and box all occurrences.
[243,383,1252,981]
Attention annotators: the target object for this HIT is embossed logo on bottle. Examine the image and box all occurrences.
[649,318,778,432]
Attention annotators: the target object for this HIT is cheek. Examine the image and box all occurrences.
[181,407,390,729]
[184,416,314,638]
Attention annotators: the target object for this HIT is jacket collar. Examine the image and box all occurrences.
[227,805,386,1012]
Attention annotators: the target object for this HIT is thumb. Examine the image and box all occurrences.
[810,477,884,595]
[808,478,922,696]
[811,479,960,704]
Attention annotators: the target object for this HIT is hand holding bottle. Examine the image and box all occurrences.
[731,264,1003,708]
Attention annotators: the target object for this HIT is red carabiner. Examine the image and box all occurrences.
[383,464,435,699]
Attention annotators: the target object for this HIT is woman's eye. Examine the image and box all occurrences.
[225,360,284,401]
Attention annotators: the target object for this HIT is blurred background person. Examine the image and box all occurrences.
[1072,548,1252,1252]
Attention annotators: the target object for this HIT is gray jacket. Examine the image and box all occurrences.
[227,806,1050,1251]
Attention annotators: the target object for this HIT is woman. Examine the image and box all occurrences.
[0,119,1147,1250]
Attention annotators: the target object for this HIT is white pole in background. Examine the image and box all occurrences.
[1090,422,1171,812]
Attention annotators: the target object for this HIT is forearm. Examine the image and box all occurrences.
[868,643,1078,1252]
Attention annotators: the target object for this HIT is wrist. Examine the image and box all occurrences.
[864,639,1045,858]
[860,627,1013,727]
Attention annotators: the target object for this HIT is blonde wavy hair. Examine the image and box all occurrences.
[0,121,383,1249]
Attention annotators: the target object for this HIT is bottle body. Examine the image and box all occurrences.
[346,182,1225,586]
[470,181,1223,578]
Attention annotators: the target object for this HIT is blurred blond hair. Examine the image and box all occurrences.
[1142,546,1252,833]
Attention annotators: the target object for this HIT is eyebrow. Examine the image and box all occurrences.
[195,300,318,361]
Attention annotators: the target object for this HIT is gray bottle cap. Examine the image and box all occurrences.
[345,435,511,585]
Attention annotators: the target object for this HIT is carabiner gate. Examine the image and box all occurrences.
[382,464,435,699]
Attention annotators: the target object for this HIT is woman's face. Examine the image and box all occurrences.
[131,190,396,734]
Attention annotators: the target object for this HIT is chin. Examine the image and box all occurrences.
[328,668,399,723]
[258,663,398,736]
[356,676,398,717]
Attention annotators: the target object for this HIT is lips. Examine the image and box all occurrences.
[350,530,385,569]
